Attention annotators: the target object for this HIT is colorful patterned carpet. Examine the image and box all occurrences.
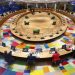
[0,56,75,75]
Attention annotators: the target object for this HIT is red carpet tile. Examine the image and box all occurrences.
[16,72,23,75]
[0,67,6,75]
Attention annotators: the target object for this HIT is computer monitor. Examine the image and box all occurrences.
[50,48,55,51]
[49,48,56,54]
[23,48,28,52]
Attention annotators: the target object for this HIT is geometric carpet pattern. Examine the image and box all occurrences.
[0,58,75,75]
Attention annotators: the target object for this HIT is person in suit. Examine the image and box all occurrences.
[27,53,36,66]
[11,46,16,51]
[2,42,6,47]
[3,51,15,65]
[71,46,75,58]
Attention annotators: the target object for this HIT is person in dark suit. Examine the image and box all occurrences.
[3,51,15,65]
[27,53,36,66]
[71,46,75,58]
[11,46,16,51]
[2,42,6,47]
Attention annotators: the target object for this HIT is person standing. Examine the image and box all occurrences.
[27,53,36,66]
[3,51,15,65]
[52,51,61,66]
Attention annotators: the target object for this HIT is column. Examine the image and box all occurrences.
[54,3,57,11]
[45,3,47,8]
[27,3,28,10]
[64,4,66,11]
[36,3,38,8]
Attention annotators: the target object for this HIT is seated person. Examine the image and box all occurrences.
[71,46,75,58]
[62,45,66,50]
[3,51,15,65]
[62,44,72,51]
[27,53,36,66]
[11,46,16,51]
[52,51,61,66]
[2,42,6,47]
[23,48,28,52]
[66,45,72,51]
[36,48,42,53]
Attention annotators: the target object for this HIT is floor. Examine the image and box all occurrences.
[0,56,75,75]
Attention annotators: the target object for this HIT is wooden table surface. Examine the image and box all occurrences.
[0,9,73,58]
[0,46,72,58]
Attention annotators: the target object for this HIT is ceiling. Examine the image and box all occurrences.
[11,0,74,3]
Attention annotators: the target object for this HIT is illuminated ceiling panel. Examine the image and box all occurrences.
[12,0,74,3]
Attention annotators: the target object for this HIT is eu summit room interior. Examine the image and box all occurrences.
[0,0,75,75]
